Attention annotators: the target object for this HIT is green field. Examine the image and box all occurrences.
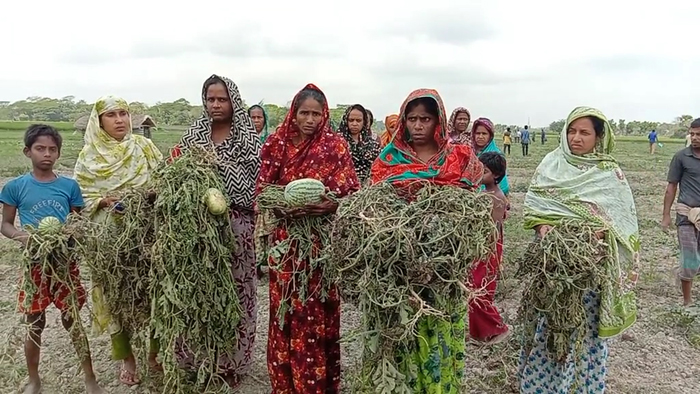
[0,128,185,177]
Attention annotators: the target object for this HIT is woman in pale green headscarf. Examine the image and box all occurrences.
[74,96,163,386]
[518,106,640,393]
[248,104,271,142]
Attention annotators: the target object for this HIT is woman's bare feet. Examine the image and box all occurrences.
[85,378,104,394]
[22,379,41,394]
[148,353,163,372]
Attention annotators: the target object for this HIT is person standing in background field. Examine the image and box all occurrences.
[520,125,531,156]
[338,104,381,184]
[248,104,271,143]
[541,128,546,145]
[515,129,521,143]
[365,108,374,131]
[662,118,700,306]
[503,127,512,155]
[380,114,399,148]
[447,106,472,145]
[648,129,658,154]
[469,152,510,344]
[686,131,692,147]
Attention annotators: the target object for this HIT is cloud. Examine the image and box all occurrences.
[3,0,700,126]
[579,53,681,74]
[373,5,496,46]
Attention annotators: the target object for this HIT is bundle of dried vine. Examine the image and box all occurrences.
[324,181,497,392]
[149,146,241,393]
[517,220,614,362]
[22,215,89,360]
[70,189,155,337]
[256,184,336,326]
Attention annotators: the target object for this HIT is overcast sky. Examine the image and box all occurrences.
[1,0,698,125]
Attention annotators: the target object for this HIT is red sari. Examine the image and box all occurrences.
[469,229,508,341]
[257,84,360,394]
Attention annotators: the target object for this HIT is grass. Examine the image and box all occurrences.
[0,128,184,177]
[0,131,698,393]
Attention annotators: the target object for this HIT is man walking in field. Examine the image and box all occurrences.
[648,129,658,154]
[662,118,700,306]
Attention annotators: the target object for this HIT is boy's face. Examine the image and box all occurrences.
[24,135,60,171]
[482,167,495,185]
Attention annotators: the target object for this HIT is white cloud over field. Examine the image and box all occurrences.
[1,0,698,125]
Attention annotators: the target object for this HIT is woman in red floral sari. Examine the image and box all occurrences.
[257,84,360,394]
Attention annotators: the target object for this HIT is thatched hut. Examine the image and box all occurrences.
[73,114,157,139]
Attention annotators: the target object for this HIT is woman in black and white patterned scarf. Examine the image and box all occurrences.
[172,74,261,388]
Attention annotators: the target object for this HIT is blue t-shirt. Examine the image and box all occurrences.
[0,173,84,227]
[649,131,658,143]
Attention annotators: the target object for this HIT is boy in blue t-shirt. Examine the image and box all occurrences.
[0,124,103,394]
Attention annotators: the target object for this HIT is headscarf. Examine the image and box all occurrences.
[448,107,471,145]
[248,104,270,143]
[370,89,483,188]
[524,106,639,338]
[380,114,399,148]
[338,104,381,183]
[74,95,163,215]
[179,74,261,210]
[471,117,510,195]
[366,109,374,129]
[257,84,360,197]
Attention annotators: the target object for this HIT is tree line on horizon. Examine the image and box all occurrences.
[0,96,694,138]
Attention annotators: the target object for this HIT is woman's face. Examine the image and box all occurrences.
[249,107,265,133]
[405,103,438,146]
[473,125,491,149]
[100,109,130,141]
[295,98,324,137]
[567,117,598,155]
[205,82,232,122]
[347,109,365,135]
[388,121,397,133]
[455,112,470,132]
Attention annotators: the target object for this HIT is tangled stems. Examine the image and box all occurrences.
[324,181,497,393]
[149,147,241,393]
[71,189,155,338]
[256,184,336,327]
[22,220,90,361]
[517,220,613,363]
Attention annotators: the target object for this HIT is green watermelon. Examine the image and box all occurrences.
[284,178,325,206]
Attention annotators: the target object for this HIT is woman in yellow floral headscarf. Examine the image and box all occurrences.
[73,96,163,386]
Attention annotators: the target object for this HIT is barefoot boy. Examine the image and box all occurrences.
[469,152,510,344]
[0,124,103,394]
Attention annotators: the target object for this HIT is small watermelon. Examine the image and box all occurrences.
[204,188,228,215]
[38,216,62,235]
[284,178,325,206]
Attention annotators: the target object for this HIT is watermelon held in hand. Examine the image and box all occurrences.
[284,178,325,206]
[38,216,62,235]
